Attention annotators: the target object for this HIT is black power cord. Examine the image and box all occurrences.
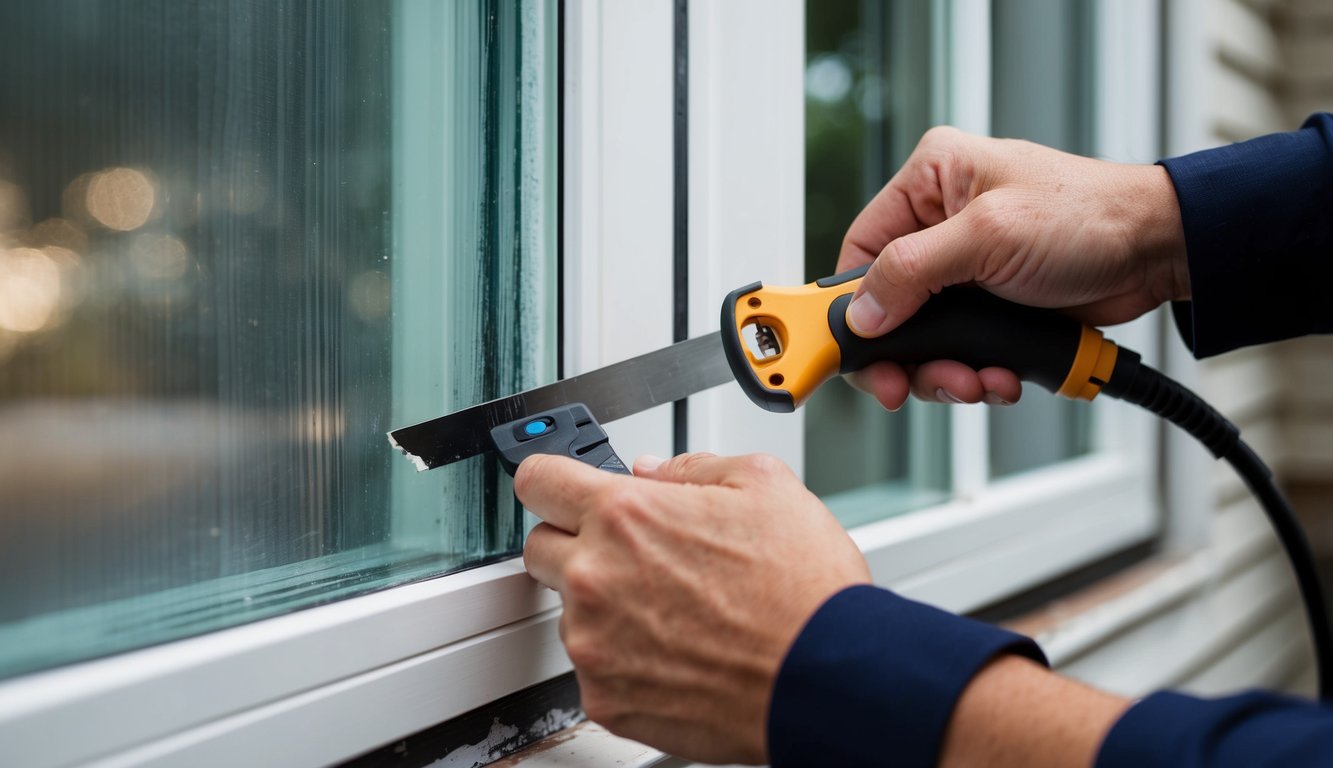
[1102,347,1333,701]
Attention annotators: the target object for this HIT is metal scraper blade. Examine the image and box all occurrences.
[387,331,733,471]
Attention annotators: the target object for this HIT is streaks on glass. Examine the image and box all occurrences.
[0,0,555,679]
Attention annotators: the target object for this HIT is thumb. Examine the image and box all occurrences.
[845,206,989,337]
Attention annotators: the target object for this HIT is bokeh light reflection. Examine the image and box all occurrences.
[30,217,88,253]
[85,167,157,231]
[0,247,62,332]
[128,233,190,282]
[0,179,31,235]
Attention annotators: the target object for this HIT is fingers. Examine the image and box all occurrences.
[977,367,1022,405]
[844,361,911,412]
[837,186,923,273]
[843,359,1022,408]
[836,126,969,274]
[523,522,578,591]
[514,453,621,534]
[909,360,984,403]
[845,207,990,337]
[907,361,1022,404]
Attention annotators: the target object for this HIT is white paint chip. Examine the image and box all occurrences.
[386,431,429,472]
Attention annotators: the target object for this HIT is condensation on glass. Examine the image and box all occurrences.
[803,1,949,527]
[0,0,557,679]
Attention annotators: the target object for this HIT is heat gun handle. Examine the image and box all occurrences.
[721,266,1122,411]
[827,289,1085,395]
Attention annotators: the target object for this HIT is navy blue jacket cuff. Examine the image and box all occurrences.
[767,585,1047,767]
[1159,113,1333,358]
[1097,690,1333,767]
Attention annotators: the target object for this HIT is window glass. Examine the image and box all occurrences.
[805,0,949,527]
[988,0,1095,478]
[0,0,556,680]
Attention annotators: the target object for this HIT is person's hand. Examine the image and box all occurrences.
[838,126,1188,411]
[516,452,870,764]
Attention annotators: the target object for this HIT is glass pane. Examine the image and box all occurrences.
[0,0,556,680]
[988,0,1095,478]
[805,0,950,527]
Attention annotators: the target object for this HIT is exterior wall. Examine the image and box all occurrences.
[1023,0,1330,700]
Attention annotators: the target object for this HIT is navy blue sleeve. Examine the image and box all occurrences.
[1159,113,1333,358]
[766,585,1046,768]
[1097,690,1333,767]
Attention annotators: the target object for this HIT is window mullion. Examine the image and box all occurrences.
[561,0,677,466]
[684,0,804,465]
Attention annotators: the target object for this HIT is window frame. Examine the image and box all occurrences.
[0,1,1170,765]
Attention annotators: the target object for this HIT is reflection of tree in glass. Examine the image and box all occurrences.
[803,2,943,505]
[806,2,871,282]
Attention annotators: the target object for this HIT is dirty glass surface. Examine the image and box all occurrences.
[988,0,1095,478]
[0,0,557,680]
[804,1,950,528]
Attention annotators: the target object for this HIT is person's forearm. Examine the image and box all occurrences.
[939,655,1131,768]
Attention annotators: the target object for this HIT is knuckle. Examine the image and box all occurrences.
[522,530,540,561]
[564,632,607,671]
[920,124,959,148]
[596,487,651,532]
[741,453,787,480]
[741,452,775,475]
[668,451,713,478]
[967,192,1021,236]
[562,558,606,607]
[918,126,964,165]
[880,236,927,287]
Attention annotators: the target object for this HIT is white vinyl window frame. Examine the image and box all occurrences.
[0,2,1169,766]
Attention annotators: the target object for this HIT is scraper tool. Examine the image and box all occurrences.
[388,263,1120,471]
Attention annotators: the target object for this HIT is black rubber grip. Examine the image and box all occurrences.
[827,288,1083,394]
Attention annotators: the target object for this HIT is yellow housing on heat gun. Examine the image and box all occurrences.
[720,264,1120,412]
